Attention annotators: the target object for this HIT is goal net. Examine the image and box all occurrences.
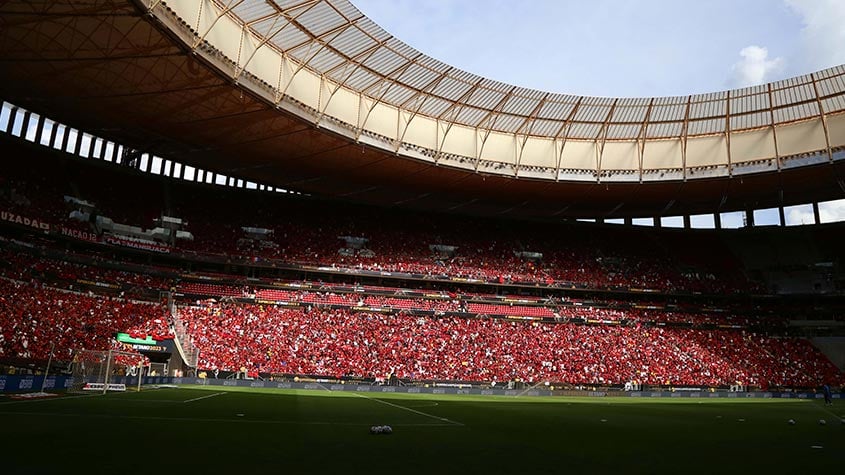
[69,349,147,394]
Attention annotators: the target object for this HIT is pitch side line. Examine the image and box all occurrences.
[182,392,225,403]
[0,411,456,427]
[352,392,464,426]
[0,394,99,405]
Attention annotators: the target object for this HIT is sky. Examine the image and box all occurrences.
[351,0,845,97]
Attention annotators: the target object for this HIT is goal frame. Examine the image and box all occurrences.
[70,349,146,394]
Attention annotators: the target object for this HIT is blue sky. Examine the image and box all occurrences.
[352,0,845,97]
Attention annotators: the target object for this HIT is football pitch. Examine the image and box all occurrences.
[0,386,842,474]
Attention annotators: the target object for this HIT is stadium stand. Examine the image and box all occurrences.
[1,150,761,295]
[0,124,842,391]
[0,278,170,362]
[177,302,841,388]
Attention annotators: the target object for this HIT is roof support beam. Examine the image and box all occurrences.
[357,54,419,95]
[284,16,358,56]
[514,93,549,137]
[394,68,454,152]
[433,79,484,163]
[277,7,352,100]
[320,37,390,79]
[476,86,517,172]
[810,72,834,162]
[354,58,419,141]
[435,80,483,122]
[192,0,246,50]
[552,97,584,180]
[515,93,551,175]
[637,98,656,183]
[681,95,691,181]
[766,83,781,171]
[725,91,732,176]
[283,14,363,56]
[316,39,401,126]
[595,99,619,182]
[233,13,286,80]
[396,68,453,110]
[475,86,516,130]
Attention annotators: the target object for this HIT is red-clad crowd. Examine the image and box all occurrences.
[1,155,840,390]
[195,284,764,327]
[180,303,842,388]
[0,268,838,388]
[0,278,170,361]
[3,154,761,295]
[0,248,170,292]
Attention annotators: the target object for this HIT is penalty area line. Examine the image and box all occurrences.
[182,392,225,403]
[352,393,464,426]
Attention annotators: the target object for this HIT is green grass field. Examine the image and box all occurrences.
[1,386,842,474]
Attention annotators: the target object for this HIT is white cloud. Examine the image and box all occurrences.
[731,45,784,87]
[784,200,845,225]
[818,199,845,224]
[786,206,814,225]
[785,0,845,72]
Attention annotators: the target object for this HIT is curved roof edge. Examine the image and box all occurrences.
[148,0,845,182]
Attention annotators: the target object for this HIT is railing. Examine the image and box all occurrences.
[165,292,200,368]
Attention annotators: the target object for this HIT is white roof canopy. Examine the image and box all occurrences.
[152,0,845,181]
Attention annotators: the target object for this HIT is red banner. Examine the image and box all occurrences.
[61,226,99,243]
[104,234,171,253]
[0,210,51,232]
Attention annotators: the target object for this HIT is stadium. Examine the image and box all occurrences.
[0,0,843,472]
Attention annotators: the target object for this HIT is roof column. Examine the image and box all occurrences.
[20,110,31,138]
[60,124,71,153]
[47,121,59,149]
[33,114,45,146]
[73,129,84,156]
[4,106,18,134]
[810,73,833,162]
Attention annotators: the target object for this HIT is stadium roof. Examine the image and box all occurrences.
[1,0,844,219]
[217,0,844,137]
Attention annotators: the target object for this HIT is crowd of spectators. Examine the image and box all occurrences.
[0,278,170,361]
[179,302,842,388]
[2,154,762,295]
[195,284,762,326]
[0,259,836,388]
[0,248,169,293]
[1,151,840,388]
[0,243,770,329]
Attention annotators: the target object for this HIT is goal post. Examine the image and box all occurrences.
[70,349,147,394]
